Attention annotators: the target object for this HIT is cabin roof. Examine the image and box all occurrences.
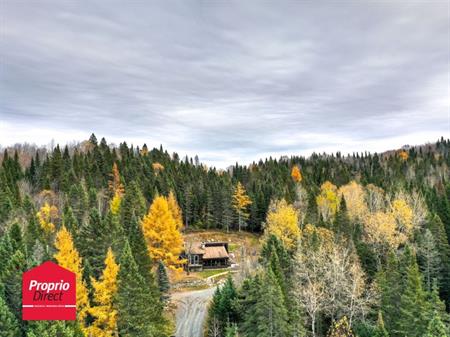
[186,241,229,259]
[203,246,229,260]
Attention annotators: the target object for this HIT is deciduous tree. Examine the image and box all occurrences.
[141,196,184,270]
[87,248,119,337]
[54,226,89,327]
[232,182,252,232]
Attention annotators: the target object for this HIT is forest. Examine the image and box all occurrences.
[0,134,450,337]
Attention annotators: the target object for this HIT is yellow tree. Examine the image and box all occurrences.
[108,163,124,197]
[167,191,183,230]
[108,163,124,215]
[152,162,164,173]
[398,150,409,161]
[54,226,90,329]
[87,248,119,337]
[391,198,413,239]
[291,165,303,183]
[232,182,252,232]
[316,181,339,223]
[264,199,300,250]
[338,181,368,222]
[363,211,398,249]
[141,196,185,270]
[37,202,58,234]
[110,194,121,215]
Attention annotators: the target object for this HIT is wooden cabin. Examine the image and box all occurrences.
[182,241,230,271]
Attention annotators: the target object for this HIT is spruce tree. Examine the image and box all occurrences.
[77,208,108,278]
[426,214,450,308]
[374,311,389,337]
[334,197,351,237]
[396,259,428,337]
[1,249,26,321]
[117,242,167,337]
[157,261,170,303]
[253,269,289,337]
[0,295,21,337]
[127,215,155,287]
[424,311,448,337]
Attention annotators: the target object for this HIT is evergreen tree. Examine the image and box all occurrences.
[157,261,170,304]
[1,249,26,321]
[0,294,21,337]
[77,208,108,278]
[426,214,450,308]
[117,242,168,337]
[396,259,428,337]
[334,198,351,238]
[374,311,389,337]
[127,215,154,285]
[253,269,289,337]
[26,321,78,337]
[424,311,448,337]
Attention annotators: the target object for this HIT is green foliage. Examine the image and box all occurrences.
[253,269,289,337]
[157,260,170,303]
[397,258,429,337]
[2,136,450,337]
[424,311,448,337]
[208,275,239,335]
[0,295,20,337]
[117,242,168,337]
[76,208,108,278]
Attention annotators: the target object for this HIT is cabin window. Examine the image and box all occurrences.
[189,255,199,265]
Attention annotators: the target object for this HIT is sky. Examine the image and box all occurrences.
[1,1,449,168]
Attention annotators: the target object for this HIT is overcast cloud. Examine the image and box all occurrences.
[0,1,449,167]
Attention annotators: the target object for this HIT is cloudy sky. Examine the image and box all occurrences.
[1,1,449,167]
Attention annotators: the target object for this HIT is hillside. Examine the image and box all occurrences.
[0,135,449,337]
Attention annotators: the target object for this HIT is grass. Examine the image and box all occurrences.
[228,243,239,252]
[197,269,228,279]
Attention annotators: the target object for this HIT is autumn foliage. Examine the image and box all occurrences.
[291,165,302,183]
[54,226,90,330]
[141,195,185,270]
[87,248,119,337]
[232,182,252,231]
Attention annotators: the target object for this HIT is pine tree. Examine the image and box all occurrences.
[239,275,262,337]
[54,226,90,328]
[157,261,170,303]
[334,198,351,238]
[0,289,21,337]
[396,259,428,337]
[117,242,168,337]
[26,321,79,337]
[253,269,289,337]
[87,248,119,337]
[424,311,448,337]
[426,214,450,308]
[120,182,147,234]
[417,229,441,292]
[77,208,108,278]
[374,311,389,337]
[1,249,27,321]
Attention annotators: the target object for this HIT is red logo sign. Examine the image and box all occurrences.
[22,261,76,320]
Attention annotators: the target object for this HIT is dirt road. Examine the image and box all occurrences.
[172,287,217,337]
